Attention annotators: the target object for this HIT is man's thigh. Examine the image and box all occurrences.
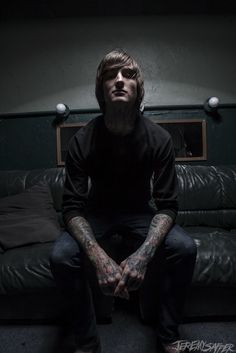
[85,207,155,238]
[85,211,117,239]
[84,208,155,260]
[119,209,155,237]
[161,224,197,261]
[112,209,156,259]
[120,216,195,265]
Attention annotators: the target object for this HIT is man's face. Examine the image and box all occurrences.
[102,66,138,108]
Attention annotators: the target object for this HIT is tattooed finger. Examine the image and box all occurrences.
[118,288,130,300]
[126,274,143,291]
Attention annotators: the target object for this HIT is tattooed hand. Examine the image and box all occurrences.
[68,216,129,299]
[114,213,173,297]
[95,250,130,299]
[114,252,147,296]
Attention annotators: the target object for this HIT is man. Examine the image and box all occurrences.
[50,49,197,353]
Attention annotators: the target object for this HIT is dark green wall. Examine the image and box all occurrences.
[0,106,235,171]
[1,16,236,114]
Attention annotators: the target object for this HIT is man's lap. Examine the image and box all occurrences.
[54,209,194,264]
[85,208,156,240]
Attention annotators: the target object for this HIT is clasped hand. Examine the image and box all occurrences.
[96,252,147,300]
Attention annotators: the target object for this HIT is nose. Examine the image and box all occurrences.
[115,70,123,81]
[115,70,124,87]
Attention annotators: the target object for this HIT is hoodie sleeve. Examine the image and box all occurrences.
[152,132,178,221]
[62,133,89,226]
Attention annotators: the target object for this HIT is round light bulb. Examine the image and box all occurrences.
[208,97,219,108]
[56,103,66,114]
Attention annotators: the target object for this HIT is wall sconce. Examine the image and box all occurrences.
[53,103,70,127]
[56,103,70,119]
[204,96,220,113]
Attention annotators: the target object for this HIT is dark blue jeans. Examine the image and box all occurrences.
[50,209,197,349]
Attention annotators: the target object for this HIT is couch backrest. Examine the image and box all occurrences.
[0,168,65,212]
[1,165,236,229]
[176,165,236,228]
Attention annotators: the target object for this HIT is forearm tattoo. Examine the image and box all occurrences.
[137,213,173,264]
[68,216,123,295]
[67,216,102,264]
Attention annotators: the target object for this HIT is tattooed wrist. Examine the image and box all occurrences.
[138,213,173,262]
[68,216,100,259]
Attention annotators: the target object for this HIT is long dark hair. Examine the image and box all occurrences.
[95,49,144,113]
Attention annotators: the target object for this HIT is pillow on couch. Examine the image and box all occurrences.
[0,183,60,250]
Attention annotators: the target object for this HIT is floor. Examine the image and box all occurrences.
[0,308,236,353]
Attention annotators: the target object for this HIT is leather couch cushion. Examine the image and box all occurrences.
[0,242,55,295]
[0,183,60,250]
[186,228,236,287]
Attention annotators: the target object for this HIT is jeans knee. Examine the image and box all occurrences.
[50,232,82,274]
[167,226,197,263]
[50,245,66,270]
[181,236,197,261]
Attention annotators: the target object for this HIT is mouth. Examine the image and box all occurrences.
[112,89,127,95]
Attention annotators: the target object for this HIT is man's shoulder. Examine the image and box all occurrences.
[141,115,171,141]
[67,115,103,155]
[77,115,102,132]
[71,115,102,140]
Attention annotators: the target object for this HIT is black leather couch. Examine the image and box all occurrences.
[0,165,236,322]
